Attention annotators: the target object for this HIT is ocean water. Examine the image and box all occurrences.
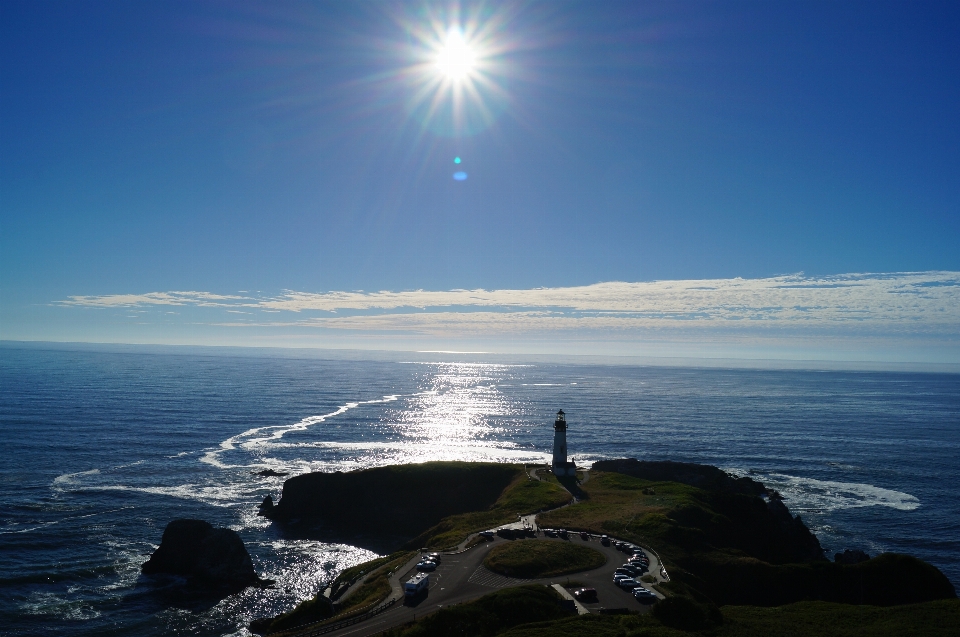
[1,344,958,636]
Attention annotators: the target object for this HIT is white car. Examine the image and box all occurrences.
[617,577,640,589]
[633,587,658,602]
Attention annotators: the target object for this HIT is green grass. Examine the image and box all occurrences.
[394,589,960,637]
[331,551,407,592]
[382,585,574,637]
[409,472,571,549]
[484,541,606,578]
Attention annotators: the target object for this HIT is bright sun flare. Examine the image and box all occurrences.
[435,29,476,81]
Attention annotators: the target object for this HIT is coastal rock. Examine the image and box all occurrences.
[258,495,275,517]
[263,462,520,544]
[142,519,270,590]
[835,548,870,564]
[254,469,289,477]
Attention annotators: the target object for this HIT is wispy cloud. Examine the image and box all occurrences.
[62,291,250,308]
[61,272,960,331]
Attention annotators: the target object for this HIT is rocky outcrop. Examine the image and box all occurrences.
[835,548,870,564]
[254,469,289,477]
[258,495,275,517]
[261,462,520,543]
[142,519,271,590]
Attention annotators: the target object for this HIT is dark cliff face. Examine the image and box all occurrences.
[264,462,520,542]
[142,519,267,590]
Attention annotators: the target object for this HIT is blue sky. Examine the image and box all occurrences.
[1,1,958,365]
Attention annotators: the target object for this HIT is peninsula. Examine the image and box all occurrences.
[250,460,956,636]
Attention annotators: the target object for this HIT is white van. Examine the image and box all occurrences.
[404,572,430,597]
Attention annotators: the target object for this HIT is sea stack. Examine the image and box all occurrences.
[141,519,271,591]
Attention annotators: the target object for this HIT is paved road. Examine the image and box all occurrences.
[312,534,663,637]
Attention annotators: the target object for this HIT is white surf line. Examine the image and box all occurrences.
[0,506,136,535]
[200,395,400,469]
[765,473,921,512]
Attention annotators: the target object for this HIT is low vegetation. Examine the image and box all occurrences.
[386,586,960,637]
[382,585,574,637]
[484,541,606,578]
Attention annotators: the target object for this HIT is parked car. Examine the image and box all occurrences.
[600,535,610,546]
[633,587,658,602]
[543,528,558,537]
[613,574,630,584]
[416,561,437,572]
[614,541,624,550]
[559,528,568,539]
[426,553,441,563]
[617,577,640,589]
[620,564,642,576]
[614,568,633,577]
[579,531,590,540]
[572,587,598,602]
[478,530,495,539]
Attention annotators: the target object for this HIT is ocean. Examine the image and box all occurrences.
[1,343,958,636]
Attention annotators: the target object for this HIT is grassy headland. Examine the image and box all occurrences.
[536,467,955,606]
[484,541,606,578]
[255,460,955,635]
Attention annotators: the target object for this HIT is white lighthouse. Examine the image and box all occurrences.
[552,410,577,477]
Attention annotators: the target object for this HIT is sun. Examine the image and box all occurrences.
[435,29,477,81]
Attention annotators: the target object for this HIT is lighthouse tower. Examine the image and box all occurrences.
[552,410,576,476]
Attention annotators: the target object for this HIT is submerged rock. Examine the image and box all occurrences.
[254,469,289,477]
[142,519,271,590]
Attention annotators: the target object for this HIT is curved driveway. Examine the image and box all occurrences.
[314,533,663,637]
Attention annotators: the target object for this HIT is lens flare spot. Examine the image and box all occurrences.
[453,171,468,181]
[454,157,461,164]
